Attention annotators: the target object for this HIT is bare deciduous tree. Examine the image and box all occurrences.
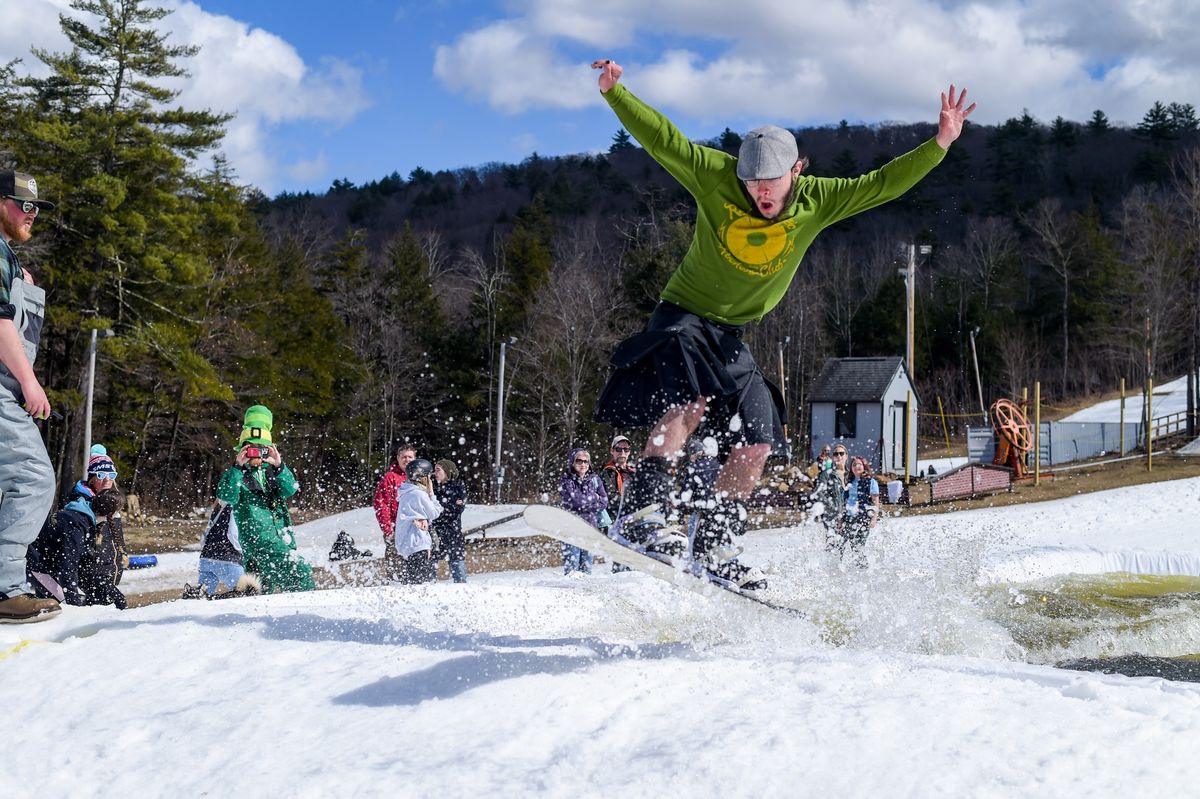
[1022,198,1080,397]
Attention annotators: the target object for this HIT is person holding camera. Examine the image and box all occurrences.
[216,405,314,593]
[393,458,442,584]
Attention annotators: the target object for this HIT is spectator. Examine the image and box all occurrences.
[431,459,468,583]
[394,458,442,584]
[559,447,608,575]
[0,169,60,623]
[836,455,881,565]
[806,445,833,481]
[193,502,258,598]
[601,434,636,573]
[26,448,128,609]
[374,444,415,580]
[76,446,128,604]
[216,405,315,593]
[813,444,848,545]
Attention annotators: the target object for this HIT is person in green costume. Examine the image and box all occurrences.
[590,58,976,589]
[216,405,314,593]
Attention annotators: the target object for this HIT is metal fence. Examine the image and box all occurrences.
[967,419,1155,467]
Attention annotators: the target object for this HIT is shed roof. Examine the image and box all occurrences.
[809,357,907,402]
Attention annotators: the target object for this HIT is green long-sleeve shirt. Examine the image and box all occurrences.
[604,83,947,325]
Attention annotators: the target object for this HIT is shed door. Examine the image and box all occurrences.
[889,401,907,473]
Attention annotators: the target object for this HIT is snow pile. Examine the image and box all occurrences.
[4,478,1200,795]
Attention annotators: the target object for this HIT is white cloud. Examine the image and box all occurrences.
[286,153,330,185]
[0,0,370,193]
[434,0,1200,130]
[510,132,539,156]
[433,20,595,114]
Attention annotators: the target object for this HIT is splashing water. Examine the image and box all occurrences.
[746,517,1200,678]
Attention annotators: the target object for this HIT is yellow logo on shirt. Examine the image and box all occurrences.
[717,204,797,277]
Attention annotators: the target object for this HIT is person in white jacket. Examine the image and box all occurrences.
[393,458,442,584]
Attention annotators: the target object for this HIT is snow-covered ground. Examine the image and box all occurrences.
[5,477,1200,796]
[1061,374,1189,423]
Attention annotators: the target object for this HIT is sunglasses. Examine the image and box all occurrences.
[613,446,631,453]
[90,470,117,481]
[8,198,39,216]
[574,458,591,464]
[833,451,847,457]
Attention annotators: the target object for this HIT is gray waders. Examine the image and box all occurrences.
[0,275,55,598]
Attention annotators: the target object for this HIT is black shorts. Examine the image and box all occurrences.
[594,301,786,457]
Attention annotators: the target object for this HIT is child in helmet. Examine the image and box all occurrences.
[393,458,442,584]
[216,405,315,593]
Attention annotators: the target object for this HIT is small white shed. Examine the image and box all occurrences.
[808,356,919,475]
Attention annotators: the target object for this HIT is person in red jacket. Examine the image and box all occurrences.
[374,445,415,579]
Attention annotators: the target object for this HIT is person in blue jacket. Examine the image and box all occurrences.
[559,448,608,575]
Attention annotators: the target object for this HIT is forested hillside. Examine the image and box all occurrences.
[4,0,1198,511]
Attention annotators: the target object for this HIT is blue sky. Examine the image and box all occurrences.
[3,0,1197,195]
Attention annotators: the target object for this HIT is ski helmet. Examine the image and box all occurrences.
[405,458,434,480]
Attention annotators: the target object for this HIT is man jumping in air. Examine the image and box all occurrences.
[591,59,975,589]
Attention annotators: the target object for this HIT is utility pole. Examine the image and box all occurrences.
[494,337,517,502]
[82,328,114,477]
[969,327,987,425]
[898,243,931,381]
[778,336,790,457]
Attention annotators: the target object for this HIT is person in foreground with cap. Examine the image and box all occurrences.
[0,169,61,622]
[590,59,975,590]
[217,405,315,593]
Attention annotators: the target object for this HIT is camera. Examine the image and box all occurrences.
[243,445,265,460]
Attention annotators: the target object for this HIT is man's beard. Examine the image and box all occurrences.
[0,210,33,243]
[745,179,800,220]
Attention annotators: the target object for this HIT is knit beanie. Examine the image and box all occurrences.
[87,444,117,477]
[237,404,274,448]
[435,459,459,480]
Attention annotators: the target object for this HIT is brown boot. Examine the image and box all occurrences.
[0,593,63,624]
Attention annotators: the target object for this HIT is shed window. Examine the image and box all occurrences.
[835,402,857,438]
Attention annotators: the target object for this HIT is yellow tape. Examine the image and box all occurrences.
[0,639,48,662]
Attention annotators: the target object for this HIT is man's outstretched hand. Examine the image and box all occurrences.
[592,59,623,93]
[936,84,977,149]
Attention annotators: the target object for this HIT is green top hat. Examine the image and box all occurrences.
[238,404,274,447]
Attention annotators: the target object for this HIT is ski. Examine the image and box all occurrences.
[523,505,804,618]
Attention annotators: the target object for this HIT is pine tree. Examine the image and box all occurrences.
[1167,102,1198,134]
[609,129,635,153]
[496,195,554,335]
[1050,116,1078,148]
[717,127,742,153]
[829,149,860,178]
[7,0,235,487]
[1086,109,1111,136]
[1136,101,1175,142]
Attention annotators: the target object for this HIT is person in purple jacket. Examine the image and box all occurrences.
[559,447,608,575]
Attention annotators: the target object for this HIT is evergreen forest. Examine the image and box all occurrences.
[4,0,1199,512]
